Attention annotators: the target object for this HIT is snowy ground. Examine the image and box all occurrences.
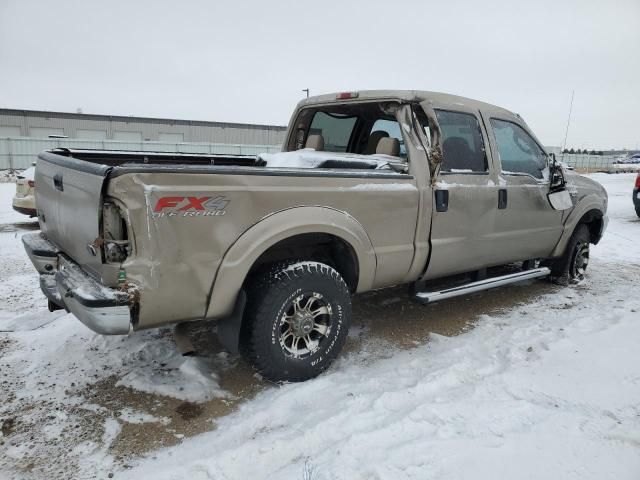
[1,174,639,480]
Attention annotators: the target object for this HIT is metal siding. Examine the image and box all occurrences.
[113,130,143,141]
[0,109,286,168]
[158,132,185,142]
[29,127,65,138]
[0,126,21,137]
[76,129,108,140]
[0,109,287,145]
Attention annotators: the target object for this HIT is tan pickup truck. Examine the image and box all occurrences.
[23,90,608,382]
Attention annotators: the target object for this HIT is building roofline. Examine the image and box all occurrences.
[0,107,287,131]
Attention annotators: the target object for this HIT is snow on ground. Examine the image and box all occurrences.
[0,182,239,479]
[612,163,640,171]
[0,181,23,225]
[0,173,639,480]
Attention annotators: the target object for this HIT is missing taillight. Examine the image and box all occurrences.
[28,180,35,188]
[102,201,130,263]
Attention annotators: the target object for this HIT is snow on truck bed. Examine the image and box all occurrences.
[0,173,639,480]
[259,149,399,169]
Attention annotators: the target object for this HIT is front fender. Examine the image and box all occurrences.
[205,206,376,319]
[550,194,606,257]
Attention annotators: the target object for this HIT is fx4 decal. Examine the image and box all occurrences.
[152,196,229,218]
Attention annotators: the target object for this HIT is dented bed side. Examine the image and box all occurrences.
[106,166,421,329]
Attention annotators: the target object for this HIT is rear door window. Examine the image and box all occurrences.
[435,110,487,172]
[490,119,547,179]
[308,112,357,152]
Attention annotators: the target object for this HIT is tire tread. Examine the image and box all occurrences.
[243,260,351,382]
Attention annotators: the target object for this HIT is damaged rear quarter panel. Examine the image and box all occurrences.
[106,169,419,329]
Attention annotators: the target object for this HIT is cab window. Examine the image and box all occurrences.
[368,119,407,158]
[435,110,487,172]
[308,112,357,152]
[490,119,547,179]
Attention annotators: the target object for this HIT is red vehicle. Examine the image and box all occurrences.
[633,172,640,218]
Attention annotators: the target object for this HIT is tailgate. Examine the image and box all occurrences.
[35,151,111,280]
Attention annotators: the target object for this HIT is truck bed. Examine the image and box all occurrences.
[48,148,404,173]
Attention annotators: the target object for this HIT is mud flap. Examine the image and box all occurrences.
[216,290,247,354]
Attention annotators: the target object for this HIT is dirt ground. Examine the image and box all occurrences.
[0,216,558,479]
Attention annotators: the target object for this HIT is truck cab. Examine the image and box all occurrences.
[273,91,603,281]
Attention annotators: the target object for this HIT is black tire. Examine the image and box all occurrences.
[548,224,591,285]
[636,205,640,218]
[242,261,351,382]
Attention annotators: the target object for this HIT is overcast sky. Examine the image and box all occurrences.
[1,0,638,149]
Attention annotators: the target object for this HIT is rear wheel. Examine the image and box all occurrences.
[242,261,351,382]
[636,205,640,218]
[548,224,590,285]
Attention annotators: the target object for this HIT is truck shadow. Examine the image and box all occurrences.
[347,279,558,351]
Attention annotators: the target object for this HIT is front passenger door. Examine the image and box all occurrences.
[485,117,563,263]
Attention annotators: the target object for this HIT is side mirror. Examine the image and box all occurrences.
[547,155,572,210]
[549,156,566,191]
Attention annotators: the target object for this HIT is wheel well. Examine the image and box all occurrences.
[578,209,604,244]
[246,233,359,292]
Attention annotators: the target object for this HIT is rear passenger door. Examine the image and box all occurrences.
[484,116,563,262]
[422,107,499,280]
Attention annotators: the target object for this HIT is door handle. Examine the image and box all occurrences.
[498,189,507,209]
[435,189,449,212]
[53,174,64,192]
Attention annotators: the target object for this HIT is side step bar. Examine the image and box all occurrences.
[413,267,550,304]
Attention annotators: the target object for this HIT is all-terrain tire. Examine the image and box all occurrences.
[242,261,352,382]
[547,224,591,285]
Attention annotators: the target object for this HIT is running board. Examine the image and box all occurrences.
[413,267,550,304]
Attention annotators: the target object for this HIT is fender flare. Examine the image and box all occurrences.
[550,194,605,257]
[205,206,377,320]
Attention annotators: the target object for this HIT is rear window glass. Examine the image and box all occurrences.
[369,119,407,158]
[435,110,487,172]
[308,112,357,152]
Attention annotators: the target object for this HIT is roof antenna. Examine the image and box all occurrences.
[302,88,310,99]
[561,89,575,160]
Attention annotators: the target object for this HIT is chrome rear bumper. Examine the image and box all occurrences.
[23,232,133,335]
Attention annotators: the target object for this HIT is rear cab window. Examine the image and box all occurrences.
[287,101,410,162]
[434,110,488,173]
[308,112,357,152]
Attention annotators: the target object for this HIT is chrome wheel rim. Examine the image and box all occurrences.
[279,292,332,358]
[571,242,589,280]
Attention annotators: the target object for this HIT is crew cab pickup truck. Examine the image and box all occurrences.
[23,90,608,382]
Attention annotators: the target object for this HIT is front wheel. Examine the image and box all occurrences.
[547,224,590,285]
[242,261,352,382]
